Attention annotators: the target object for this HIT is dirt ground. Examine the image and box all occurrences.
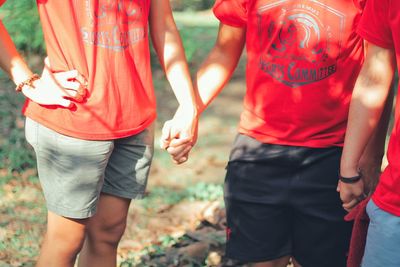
[118,70,248,266]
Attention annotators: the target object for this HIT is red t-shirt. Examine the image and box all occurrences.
[358,0,400,216]
[213,0,366,147]
[5,1,156,140]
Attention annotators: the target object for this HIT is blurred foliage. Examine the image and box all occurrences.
[0,0,45,54]
[171,0,214,11]
[0,86,36,172]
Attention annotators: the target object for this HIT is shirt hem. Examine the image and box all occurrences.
[24,111,157,141]
[238,129,344,148]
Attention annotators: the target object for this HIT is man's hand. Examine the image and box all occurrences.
[22,58,87,107]
[358,155,382,196]
[337,180,365,211]
[160,105,198,164]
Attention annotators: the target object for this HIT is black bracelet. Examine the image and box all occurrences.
[339,172,362,184]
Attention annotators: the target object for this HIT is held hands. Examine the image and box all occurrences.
[337,167,366,212]
[160,105,198,164]
[338,158,382,211]
[22,57,87,107]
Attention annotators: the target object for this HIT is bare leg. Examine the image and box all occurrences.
[36,211,87,267]
[78,193,131,267]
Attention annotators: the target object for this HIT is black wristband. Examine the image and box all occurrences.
[339,172,362,184]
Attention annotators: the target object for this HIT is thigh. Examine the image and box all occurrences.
[224,137,296,263]
[102,124,154,199]
[25,117,114,219]
[362,200,400,267]
[292,148,351,267]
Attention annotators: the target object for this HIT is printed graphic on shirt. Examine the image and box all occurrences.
[257,0,345,87]
[81,0,146,51]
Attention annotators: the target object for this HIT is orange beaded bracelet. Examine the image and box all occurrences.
[15,74,40,92]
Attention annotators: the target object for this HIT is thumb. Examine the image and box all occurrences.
[160,121,172,149]
[169,134,191,147]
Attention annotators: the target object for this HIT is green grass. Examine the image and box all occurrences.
[139,182,223,210]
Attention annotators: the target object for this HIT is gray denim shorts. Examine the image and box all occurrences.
[25,117,154,219]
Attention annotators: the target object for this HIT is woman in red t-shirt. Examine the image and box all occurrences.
[0,1,197,266]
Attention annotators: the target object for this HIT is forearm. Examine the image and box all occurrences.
[196,24,245,112]
[360,85,394,163]
[341,45,395,176]
[150,13,196,111]
[196,45,240,112]
[0,20,33,85]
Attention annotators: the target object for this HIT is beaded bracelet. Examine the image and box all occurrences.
[15,74,40,92]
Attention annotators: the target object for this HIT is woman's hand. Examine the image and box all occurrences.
[22,58,87,107]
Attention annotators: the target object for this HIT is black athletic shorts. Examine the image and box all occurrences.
[224,134,352,267]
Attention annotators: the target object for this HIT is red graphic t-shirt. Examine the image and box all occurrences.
[358,0,400,216]
[213,0,366,147]
[3,0,156,140]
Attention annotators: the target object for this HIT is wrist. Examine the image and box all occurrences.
[340,160,359,177]
[15,73,40,92]
[178,103,198,116]
[20,77,41,100]
[339,170,362,184]
[10,58,34,86]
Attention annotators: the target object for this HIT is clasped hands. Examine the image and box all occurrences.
[337,159,381,211]
[160,105,198,164]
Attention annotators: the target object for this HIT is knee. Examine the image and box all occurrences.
[87,216,128,247]
[45,225,86,256]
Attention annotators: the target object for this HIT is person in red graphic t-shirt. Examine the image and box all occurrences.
[162,0,393,266]
[0,1,198,267]
[339,0,400,266]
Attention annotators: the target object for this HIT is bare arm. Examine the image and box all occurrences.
[149,0,198,164]
[358,85,394,195]
[0,21,33,85]
[196,23,246,112]
[161,22,246,163]
[339,42,396,210]
[0,20,85,107]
